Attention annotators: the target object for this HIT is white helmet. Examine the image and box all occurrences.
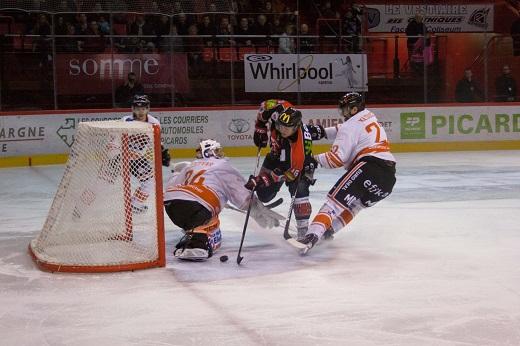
[196,139,224,159]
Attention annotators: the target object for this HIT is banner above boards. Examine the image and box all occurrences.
[244,54,368,93]
[365,4,494,33]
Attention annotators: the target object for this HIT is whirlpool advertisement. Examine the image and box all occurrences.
[244,54,368,93]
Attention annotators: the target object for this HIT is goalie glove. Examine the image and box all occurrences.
[249,197,284,229]
[161,145,171,167]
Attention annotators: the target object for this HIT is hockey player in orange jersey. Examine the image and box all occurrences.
[73,95,169,219]
[163,139,283,261]
[299,92,397,254]
[247,101,327,239]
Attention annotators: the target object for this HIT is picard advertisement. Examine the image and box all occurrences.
[1,105,519,158]
[366,4,494,33]
[244,54,368,92]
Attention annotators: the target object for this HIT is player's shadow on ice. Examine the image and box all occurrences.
[164,218,387,283]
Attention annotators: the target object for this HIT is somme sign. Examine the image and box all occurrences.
[244,54,368,93]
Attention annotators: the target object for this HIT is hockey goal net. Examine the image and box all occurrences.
[29,120,165,273]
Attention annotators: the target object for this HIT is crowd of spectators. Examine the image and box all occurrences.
[1,0,364,54]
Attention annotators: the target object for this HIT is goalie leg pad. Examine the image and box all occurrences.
[173,217,221,261]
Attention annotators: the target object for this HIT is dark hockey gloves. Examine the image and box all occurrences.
[245,172,277,191]
[161,146,171,167]
[253,121,269,148]
[304,156,318,172]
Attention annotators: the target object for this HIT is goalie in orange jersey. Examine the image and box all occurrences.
[164,139,283,261]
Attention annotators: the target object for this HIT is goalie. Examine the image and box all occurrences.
[164,139,283,261]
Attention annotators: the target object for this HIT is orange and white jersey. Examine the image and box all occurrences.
[316,109,395,169]
[121,113,160,126]
[164,157,250,216]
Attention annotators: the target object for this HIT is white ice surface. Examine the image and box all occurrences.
[1,151,520,346]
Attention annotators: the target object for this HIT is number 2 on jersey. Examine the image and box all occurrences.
[365,122,381,142]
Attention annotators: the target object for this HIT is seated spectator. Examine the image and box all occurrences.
[115,72,145,108]
[217,17,234,47]
[455,68,483,102]
[343,7,361,52]
[97,16,110,35]
[272,15,284,35]
[155,15,171,49]
[278,24,295,53]
[129,15,156,48]
[158,24,184,52]
[58,22,79,52]
[299,23,315,53]
[260,1,275,24]
[253,14,272,46]
[198,15,216,47]
[55,16,67,36]
[235,17,253,46]
[495,64,517,101]
[80,21,105,52]
[174,13,191,36]
[185,24,205,76]
[75,13,88,36]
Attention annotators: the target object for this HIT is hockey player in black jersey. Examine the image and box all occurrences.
[246,104,327,239]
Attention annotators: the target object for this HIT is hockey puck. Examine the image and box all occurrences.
[219,255,229,262]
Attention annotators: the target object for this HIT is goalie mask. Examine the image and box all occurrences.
[132,95,150,121]
[339,92,364,119]
[196,139,224,159]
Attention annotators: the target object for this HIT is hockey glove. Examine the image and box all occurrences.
[253,121,269,148]
[244,172,275,191]
[304,156,318,172]
[161,146,171,167]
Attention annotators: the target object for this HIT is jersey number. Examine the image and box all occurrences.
[184,169,206,185]
[365,122,381,142]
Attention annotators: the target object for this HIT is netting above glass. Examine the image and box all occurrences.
[0,0,233,14]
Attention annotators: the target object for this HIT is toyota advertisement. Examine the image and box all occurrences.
[244,54,368,93]
[55,53,189,95]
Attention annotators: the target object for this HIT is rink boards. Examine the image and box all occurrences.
[1,103,520,167]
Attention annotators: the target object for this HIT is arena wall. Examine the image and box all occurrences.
[1,103,519,167]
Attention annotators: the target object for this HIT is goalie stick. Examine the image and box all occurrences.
[225,198,284,213]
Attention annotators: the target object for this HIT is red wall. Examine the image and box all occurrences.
[361,1,520,101]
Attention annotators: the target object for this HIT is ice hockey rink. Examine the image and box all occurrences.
[1,150,519,346]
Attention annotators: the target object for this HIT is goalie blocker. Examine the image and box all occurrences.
[164,139,282,261]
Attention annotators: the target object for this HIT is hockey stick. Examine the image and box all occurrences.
[225,197,284,214]
[236,148,262,265]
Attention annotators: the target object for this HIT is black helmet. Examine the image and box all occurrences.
[275,107,302,128]
[339,92,364,117]
[132,94,150,108]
